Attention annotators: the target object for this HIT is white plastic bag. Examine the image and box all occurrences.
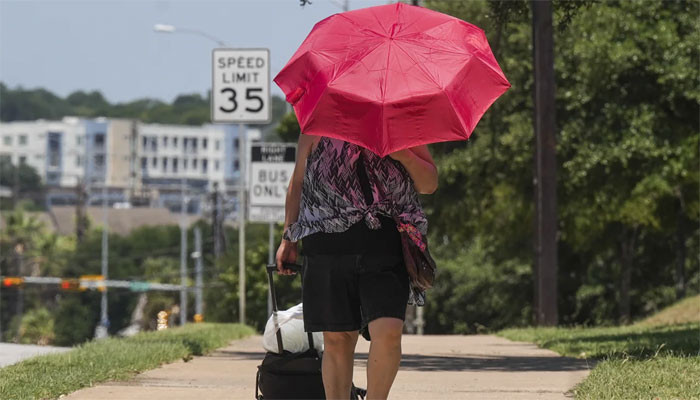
[262,303,324,354]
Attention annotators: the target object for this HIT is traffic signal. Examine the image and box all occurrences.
[80,275,105,292]
[2,277,23,287]
[60,279,82,291]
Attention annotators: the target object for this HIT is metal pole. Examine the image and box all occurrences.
[212,183,221,259]
[532,0,558,326]
[238,123,246,324]
[194,227,203,318]
[268,222,274,317]
[99,184,109,336]
[180,179,188,325]
[416,306,424,335]
[0,264,3,341]
[15,249,24,340]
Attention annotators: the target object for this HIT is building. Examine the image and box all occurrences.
[0,117,259,214]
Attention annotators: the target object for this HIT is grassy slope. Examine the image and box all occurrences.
[637,294,700,327]
[0,323,255,400]
[499,299,700,400]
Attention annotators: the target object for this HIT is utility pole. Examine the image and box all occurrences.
[14,244,24,340]
[238,124,246,324]
[180,179,188,326]
[212,183,221,259]
[76,180,87,243]
[194,227,204,319]
[267,222,274,317]
[532,0,558,326]
[97,183,109,338]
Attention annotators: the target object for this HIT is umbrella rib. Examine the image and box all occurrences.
[337,13,386,39]
[393,41,443,90]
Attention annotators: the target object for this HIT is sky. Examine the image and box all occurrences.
[0,0,390,103]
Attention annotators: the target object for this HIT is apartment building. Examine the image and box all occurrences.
[0,117,257,213]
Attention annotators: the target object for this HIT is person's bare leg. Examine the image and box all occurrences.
[322,330,359,399]
[366,317,403,400]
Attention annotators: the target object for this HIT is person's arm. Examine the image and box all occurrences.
[389,145,438,194]
[275,134,317,275]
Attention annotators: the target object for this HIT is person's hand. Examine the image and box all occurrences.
[275,239,298,275]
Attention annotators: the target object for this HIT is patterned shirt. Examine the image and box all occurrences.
[283,136,428,242]
[284,137,429,306]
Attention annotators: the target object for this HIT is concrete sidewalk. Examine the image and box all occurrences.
[0,343,71,368]
[65,334,591,400]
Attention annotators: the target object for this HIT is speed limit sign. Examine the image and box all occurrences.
[212,48,271,124]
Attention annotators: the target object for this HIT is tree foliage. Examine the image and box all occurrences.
[0,83,288,130]
[422,0,699,331]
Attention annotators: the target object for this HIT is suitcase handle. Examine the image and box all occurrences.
[266,262,303,274]
[265,262,315,354]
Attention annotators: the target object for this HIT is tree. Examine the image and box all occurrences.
[275,112,301,142]
[423,0,699,329]
[0,158,45,210]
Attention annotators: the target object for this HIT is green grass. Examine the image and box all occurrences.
[0,323,255,400]
[638,294,700,327]
[499,323,700,399]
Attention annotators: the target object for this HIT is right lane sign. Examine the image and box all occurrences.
[248,143,296,223]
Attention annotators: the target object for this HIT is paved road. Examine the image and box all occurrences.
[0,343,71,368]
[66,334,591,399]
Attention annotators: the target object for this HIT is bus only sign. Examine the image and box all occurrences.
[248,143,296,222]
[212,48,271,124]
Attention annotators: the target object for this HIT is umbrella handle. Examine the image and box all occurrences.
[286,87,305,105]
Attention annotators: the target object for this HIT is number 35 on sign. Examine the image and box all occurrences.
[212,48,271,124]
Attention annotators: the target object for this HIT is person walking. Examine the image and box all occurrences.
[273,4,509,398]
[276,133,437,400]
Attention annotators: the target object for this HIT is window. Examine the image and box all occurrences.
[172,158,178,173]
[94,133,105,148]
[173,137,179,147]
[142,136,148,149]
[215,140,220,150]
[141,157,147,169]
[3,136,12,146]
[215,160,220,171]
[76,155,82,166]
[183,158,188,170]
[163,136,168,148]
[151,137,158,152]
[203,138,208,149]
[193,158,198,169]
[234,138,240,149]
[19,135,27,146]
[234,160,240,171]
[192,138,198,149]
[19,155,27,164]
[152,157,157,167]
[94,154,105,167]
[77,136,83,146]
[202,159,208,173]
[48,132,61,167]
[162,157,168,171]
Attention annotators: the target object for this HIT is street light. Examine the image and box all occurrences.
[153,23,229,47]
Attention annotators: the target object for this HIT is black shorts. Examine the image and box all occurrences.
[301,216,409,341]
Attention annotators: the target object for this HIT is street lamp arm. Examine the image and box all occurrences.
[153,24,228,47]
[177,28,228,47]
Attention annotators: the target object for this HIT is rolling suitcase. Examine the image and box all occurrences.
[255,263,367,400]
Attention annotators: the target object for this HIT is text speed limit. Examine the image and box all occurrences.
[212,48,271,124]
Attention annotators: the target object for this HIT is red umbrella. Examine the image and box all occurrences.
[274,2,510,157]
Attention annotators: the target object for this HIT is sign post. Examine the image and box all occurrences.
[212,48,271,324]
[249,143,296,316]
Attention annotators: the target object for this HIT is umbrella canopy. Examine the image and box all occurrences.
[274,2,510,157]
